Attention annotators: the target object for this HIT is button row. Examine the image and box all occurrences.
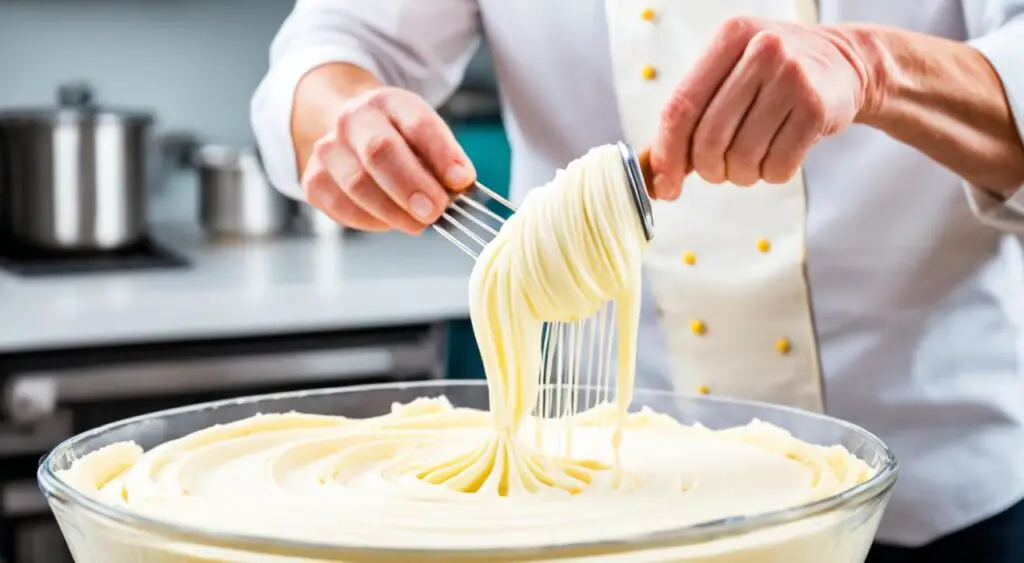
[688,320,793,355]
[681,238,773,266]
[640,8,657,80]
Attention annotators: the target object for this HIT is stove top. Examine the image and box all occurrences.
[0,235,190,277]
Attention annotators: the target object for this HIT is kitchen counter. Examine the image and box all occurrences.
[0,224,474,353]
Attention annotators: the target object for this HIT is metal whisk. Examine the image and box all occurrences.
[431,141,655,258]
[431,142,656,458]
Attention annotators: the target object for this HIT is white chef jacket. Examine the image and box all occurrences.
[251,0,1024,547]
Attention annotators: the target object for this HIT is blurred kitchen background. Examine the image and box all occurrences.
[0,2,506,562]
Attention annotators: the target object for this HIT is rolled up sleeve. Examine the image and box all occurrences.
[963,1,1024,233]
[250,0,481,200]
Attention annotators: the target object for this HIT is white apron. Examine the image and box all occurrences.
[606,0,825,412]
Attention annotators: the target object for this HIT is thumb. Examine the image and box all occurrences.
[649,144,686,201]
[649,110,693,201]
[640,145,682,201]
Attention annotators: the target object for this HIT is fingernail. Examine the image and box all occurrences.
[445,165,473,188]
[652,175,671,199]
[409,192,435,221]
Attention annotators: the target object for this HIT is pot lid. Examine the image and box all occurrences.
[0,82,154,125]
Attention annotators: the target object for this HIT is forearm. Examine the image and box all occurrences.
[292,63,381,178]
[848,25,1024,197]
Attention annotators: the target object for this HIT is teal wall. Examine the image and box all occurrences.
[445,121,511,380]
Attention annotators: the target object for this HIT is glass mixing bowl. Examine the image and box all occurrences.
[39,380,898,562]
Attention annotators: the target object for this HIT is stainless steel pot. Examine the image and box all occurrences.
[196,145,294,240]
[0,83,154,250]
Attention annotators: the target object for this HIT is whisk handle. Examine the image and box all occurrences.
[636,146,655,196]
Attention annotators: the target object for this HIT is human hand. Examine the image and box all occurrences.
[302,86,476,234]
[649,17,877,199]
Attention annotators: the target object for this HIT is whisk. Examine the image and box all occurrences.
[431,141,655,258]
[432,141,656,456]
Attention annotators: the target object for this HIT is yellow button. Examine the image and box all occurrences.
[776,337,792,355]
[756,238,771,253]
[641,65,657,80]
[640,8,655,21]
[682,251,696,265]
[691,320,706,336]
[696,384,711,395]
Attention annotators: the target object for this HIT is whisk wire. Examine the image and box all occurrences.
[431,181,514,259]
[533,302,621,458]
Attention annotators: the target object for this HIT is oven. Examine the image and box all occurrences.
[0,322,447,563]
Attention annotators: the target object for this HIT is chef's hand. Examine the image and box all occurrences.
[302,86,476,234]
[649,17,876,199]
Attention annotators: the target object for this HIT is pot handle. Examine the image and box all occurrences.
[57,82,95,109]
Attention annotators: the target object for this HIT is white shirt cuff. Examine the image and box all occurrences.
[251,46,383,201]
[964,182,1024,233]
[964,18,1024,233]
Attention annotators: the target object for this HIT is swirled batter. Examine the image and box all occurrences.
[55,145,877,561]
[58,397,874,553]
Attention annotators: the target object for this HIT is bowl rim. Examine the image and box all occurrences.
[38,379,899,559]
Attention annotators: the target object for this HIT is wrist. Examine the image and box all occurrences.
[295,62,381,129]
[292,63,381,176]
[828,24,896,127]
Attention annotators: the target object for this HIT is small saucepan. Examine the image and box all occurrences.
[195,145,295,241]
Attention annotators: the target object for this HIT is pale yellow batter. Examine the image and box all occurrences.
[52,145,881,562]
[56,398,874,555]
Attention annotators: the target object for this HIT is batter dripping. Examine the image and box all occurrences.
[406,144,646,495]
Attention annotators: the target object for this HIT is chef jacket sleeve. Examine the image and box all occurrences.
[251,0,482,200]
[962,0,1024,234]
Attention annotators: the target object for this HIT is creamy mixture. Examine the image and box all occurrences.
[55,145,876,561]
[57,398,872,552]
